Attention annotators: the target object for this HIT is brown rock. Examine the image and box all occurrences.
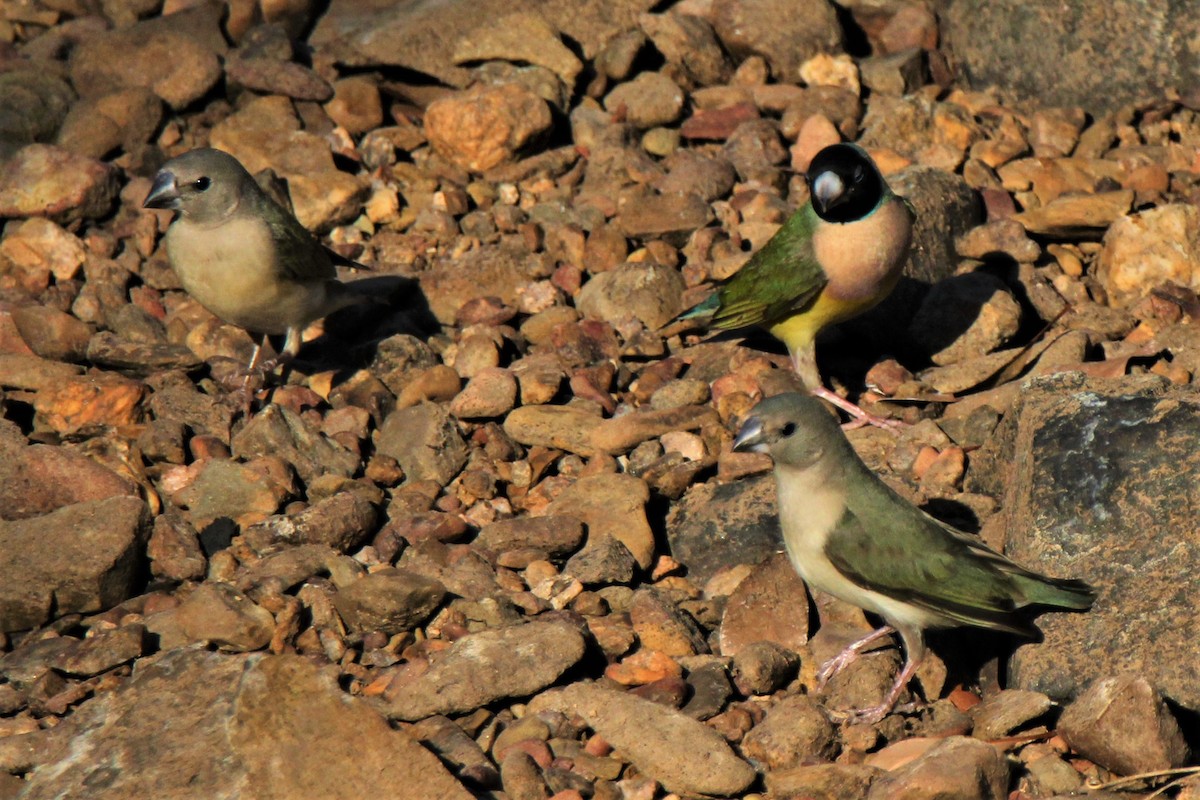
[425,83,552,173]
[0,144,119,223]
[55,624,146,677]
[169,457,292,529]
[449,367,518,419]
[529,682,756,796]
[452,11,582,85]
[718,552,809,657]
[0,69,75,159]
[639,12,729,87]
[32,372,144,434]
[475,516,585,560]
[1013,190,1133,236]
[57,88,163,159]
[376,403,469,486]
[241,491,378,553]
[731,640,800,696]
[865,736,1008,800]
[232,404,360,484]
[605,71,685,129]
[167,582,274,651]
[0,439,137,522]
[0,218,86,284]
[968,688,1053,740]
[1096,204,1200,308]
[741,695,836,770]
[9,305,90,361]
[323,76,383,133]
[576,262,686,330]
[69,5,223,108]
[545,473,655,569]
[225,53,334,102]
[17,649,473,799]
[146,512,207,582]
[382,620,586,720]
[209,95,367,230]
[503,404,603,453]
[766,763,880,799]
[616,190,713,240]
[629,589,708,657]
[710,0,842,82]
[0,496,148,633]
[1058,674,1189,775]
[332,568,446,635]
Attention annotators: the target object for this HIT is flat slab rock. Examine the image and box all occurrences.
[983,374,1200,710]
[0,496,148,633]
[382,619,586,720]
[529,682,756,797]
[19,647,473,800]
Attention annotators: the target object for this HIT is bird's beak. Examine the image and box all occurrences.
[732,416,767,453]
[143,170,181,210]
[811,171,844,215]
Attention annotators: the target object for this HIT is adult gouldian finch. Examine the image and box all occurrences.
[143,148,369,373]
[733,392,1095,724]
[688,143,913,428]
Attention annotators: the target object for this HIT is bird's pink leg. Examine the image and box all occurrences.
[816,625,897,690]
[842,655,921,725]
[810,385,904,431]
[791,348,902,431]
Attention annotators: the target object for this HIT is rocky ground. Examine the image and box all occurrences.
[3,0,1200,798]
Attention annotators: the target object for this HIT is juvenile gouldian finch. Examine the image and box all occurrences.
[143,148,368,372]
[733,393,1095,724]
[688,143,913,428]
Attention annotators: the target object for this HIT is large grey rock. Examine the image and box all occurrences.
[709,0,842,82]
[312,0,658,87]
[666,474,782,585]
[18,648,473,800]
[382,620,586,720]
[0,497,148,633]
[943,0,1200,114]
[976,374,1200,710]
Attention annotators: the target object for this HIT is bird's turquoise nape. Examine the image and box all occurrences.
[733,392,1096,724]
[681,142,915,431]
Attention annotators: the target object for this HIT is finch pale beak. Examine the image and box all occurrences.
[144,170,181,210]
[811,171,844,215]
[732,417,766,453]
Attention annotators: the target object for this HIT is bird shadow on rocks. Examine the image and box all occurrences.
[295,274,441,375]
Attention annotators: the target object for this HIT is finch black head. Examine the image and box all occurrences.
[806,143,886,224]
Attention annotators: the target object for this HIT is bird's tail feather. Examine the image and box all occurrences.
[1018,575,1096,611]
[677,292,720,322]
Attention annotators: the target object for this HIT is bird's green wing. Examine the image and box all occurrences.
[251,191,337,283]
[823,493,1037,634]
[710,204,828,330]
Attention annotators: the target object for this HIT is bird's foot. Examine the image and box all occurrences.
[816,625,896,691]
[830,655,921,726]
[810,386,904,431]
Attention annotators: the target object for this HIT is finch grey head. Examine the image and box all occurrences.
[144,148,257,223]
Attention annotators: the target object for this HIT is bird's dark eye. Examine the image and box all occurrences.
[852,167,865,183]
[194,177,211,192]
[781,423,797,437]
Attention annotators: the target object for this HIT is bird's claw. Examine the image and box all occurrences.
[816,649,860,690]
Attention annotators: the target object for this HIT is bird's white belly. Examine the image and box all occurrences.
[775,464,946,630]
[166,218,318,334]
